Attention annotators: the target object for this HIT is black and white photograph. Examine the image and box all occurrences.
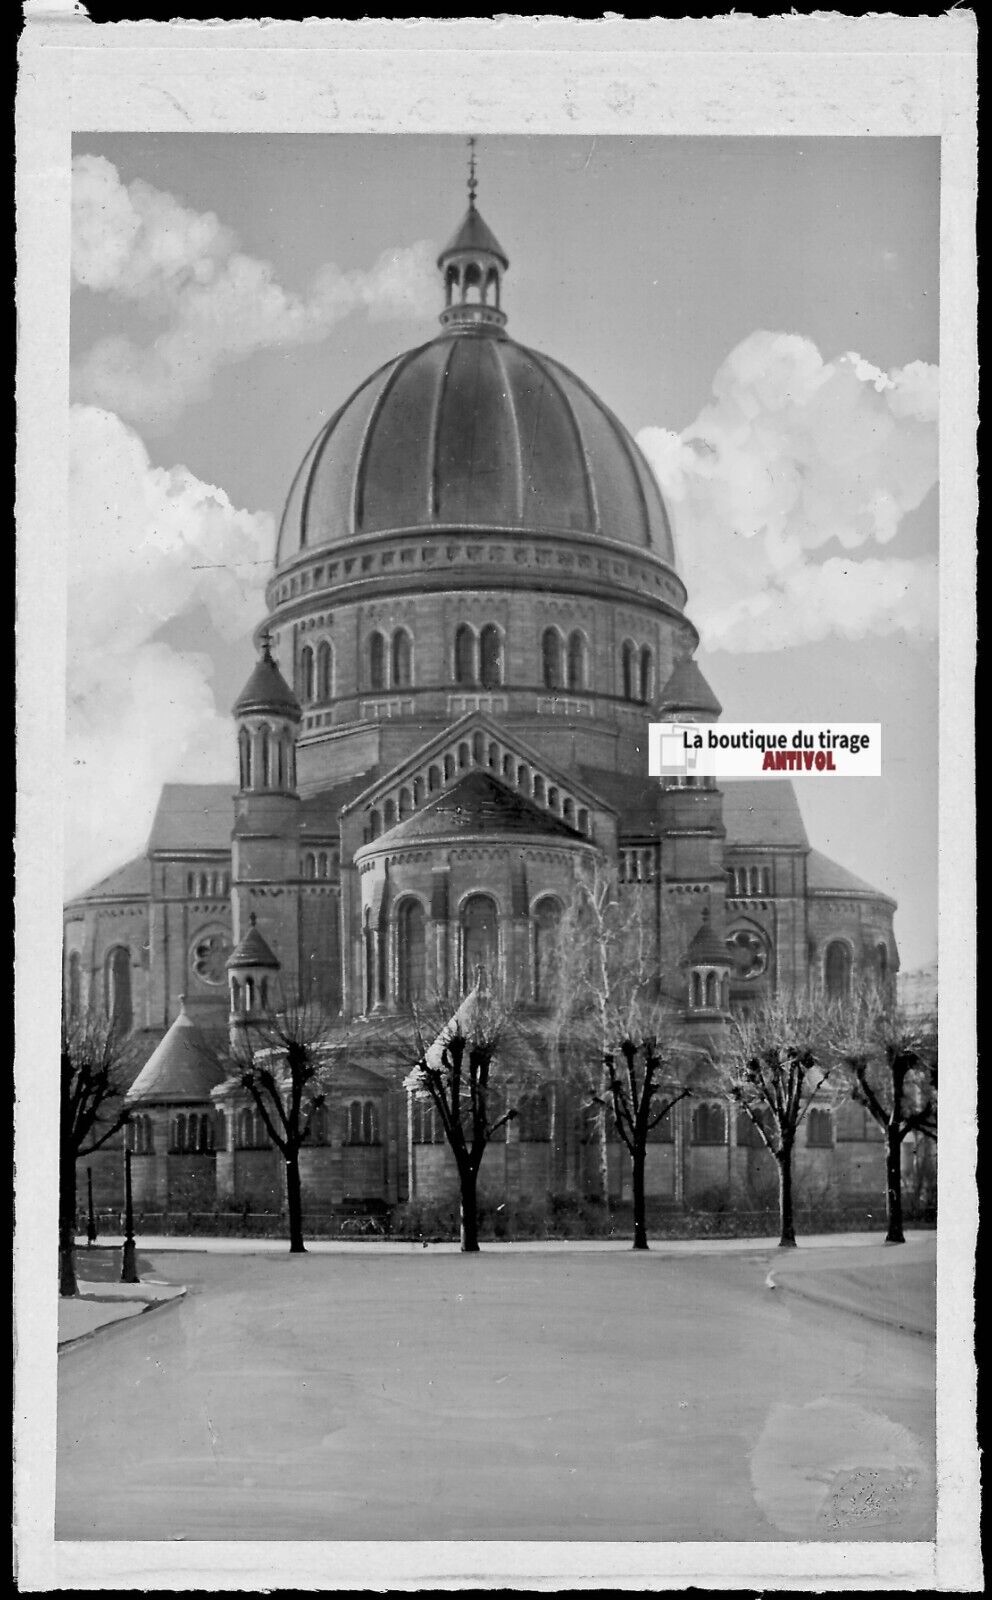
[14,13,979,1592]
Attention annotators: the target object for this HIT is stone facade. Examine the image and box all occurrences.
[63,193,905,1224]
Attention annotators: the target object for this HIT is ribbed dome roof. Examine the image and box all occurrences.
[276,332,676,567]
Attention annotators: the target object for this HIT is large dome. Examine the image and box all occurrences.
[276,329,676,569]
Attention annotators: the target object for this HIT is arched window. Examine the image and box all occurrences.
[825,941,852,1002]
[463,260,482,301]
[443,753,455,781]
[398,787,412,820]
[458,742,470,771]
[363,910,375,1013]
[413,1099,442,1144]
[875,943,889,984]
[639,646,653,703]
[413,776,424,805]
[806,1108,834,1148]
[238,1108,253,1148]
[369,632,386,691]
[304,852,317,879]
[391,629,412,688]
[621,641,636,701]
[259,977,269,1011]
[472,731,485,765]
[487,741,499,769]
[259,725,271,790]
[533,898,562,1005]
[173,1114,186,1153]
[105,946,132,1035]
[562,798,575,826]
[382,798,396,829]
[428,765,441,792]
[542,628,563,690]
[567,630,586,691]
[533,775,546,805]
[368,809,381,840]
[317,640,333,703]
[230,976,241,1013]
[454,624,476,685]
[704,971,718,1008]
[577,808,589,834]
[244,976,255,1012]
[397,899,426,1006]
[66,950,81,1018]
[445,263,459,307]
[363,1101,379,1144]
[299,645,315,705]
[283,732,296,792]
[461,894,499,989]
[691,1103,727,1145]
[308,1103,327,1145]
[480,624,503,689]
[215,1111,226,1152]
[317,851,328,878]
[238,727,252,790]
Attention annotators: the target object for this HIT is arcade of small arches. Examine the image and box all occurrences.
[229,973,272,1017]
[186,869,231,899]
[238,722,297,792]
[290,622,663,704]
[363,890,563,1012]
[302,849,337,880]
[688,967,731,1012]
[363,731,593,843]
[728,866,772,898]
[443,256,502,310]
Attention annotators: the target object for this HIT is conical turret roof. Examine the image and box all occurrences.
[658,657,722,718]
[233,635,301,720]
[437,204,509,269]
[125,998,225,1105]
[688,905,732,966]
[227,913,281,970]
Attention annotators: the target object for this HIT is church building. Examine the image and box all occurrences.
[64,177,899,1222]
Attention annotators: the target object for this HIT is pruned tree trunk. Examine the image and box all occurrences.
[631,1145,648,1251]
[458,1162,480,1253]
[885,1125,905,1244]
[591,1098,609,1203]
[285,1156,306,1254]
[777,1149,797,1248]
[59,1148,78,1298]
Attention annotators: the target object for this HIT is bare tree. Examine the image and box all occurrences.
[720,994,835,1248]
[549,863,692,1245]
[60,1011,136,1297]
[830,986,937,1244]
[404,973,543,1252]
[232,993,342,1254]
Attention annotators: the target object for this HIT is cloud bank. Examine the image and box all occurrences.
[66,404,271,896]
[71,154,437,429]
[637,332,938,653]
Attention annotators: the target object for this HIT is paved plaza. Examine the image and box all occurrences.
[56,1238,935,1543]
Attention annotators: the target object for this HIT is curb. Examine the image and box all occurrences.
[58,1286,187,1352]
[765,1269,934,1340]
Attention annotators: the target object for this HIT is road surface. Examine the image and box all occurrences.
[56,1241,935,1542]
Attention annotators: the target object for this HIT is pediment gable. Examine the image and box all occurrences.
[341,709,611,850]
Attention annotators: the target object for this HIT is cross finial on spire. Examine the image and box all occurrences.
[259,627,274,663]
[467,136,478,208]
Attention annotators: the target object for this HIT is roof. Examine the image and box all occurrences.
[66,853,150,907]
[125,999,226,1105]
[233,640,300,719]
[147,784,235,854]
[688,906,733,966]
[299,772,380,833]
[227,914,280,970]
[368,770,583,848]
[657,657,723,718]
[438,203,509,268]
[806,848,895,903]
[276,333,674,566]
[721,782,810,850]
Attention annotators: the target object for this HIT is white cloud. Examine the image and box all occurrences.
[638,331,938,653]
[66,404,271,896]
[71,154,437,429]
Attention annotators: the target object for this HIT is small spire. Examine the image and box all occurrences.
[249,912,257,928]
[467,136,478,208]
[178,993,187,1011]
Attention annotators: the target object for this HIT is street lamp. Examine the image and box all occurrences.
[86,1166,97,1247]
[120,1147,139,1283]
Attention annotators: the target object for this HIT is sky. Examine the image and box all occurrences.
[67,133,939,971]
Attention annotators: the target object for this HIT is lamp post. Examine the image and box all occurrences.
[120,1147,139,1283]
[86,1166,97,1247]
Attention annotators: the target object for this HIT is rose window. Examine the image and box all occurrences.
[190,932,233,986]
[727,929,768,981]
